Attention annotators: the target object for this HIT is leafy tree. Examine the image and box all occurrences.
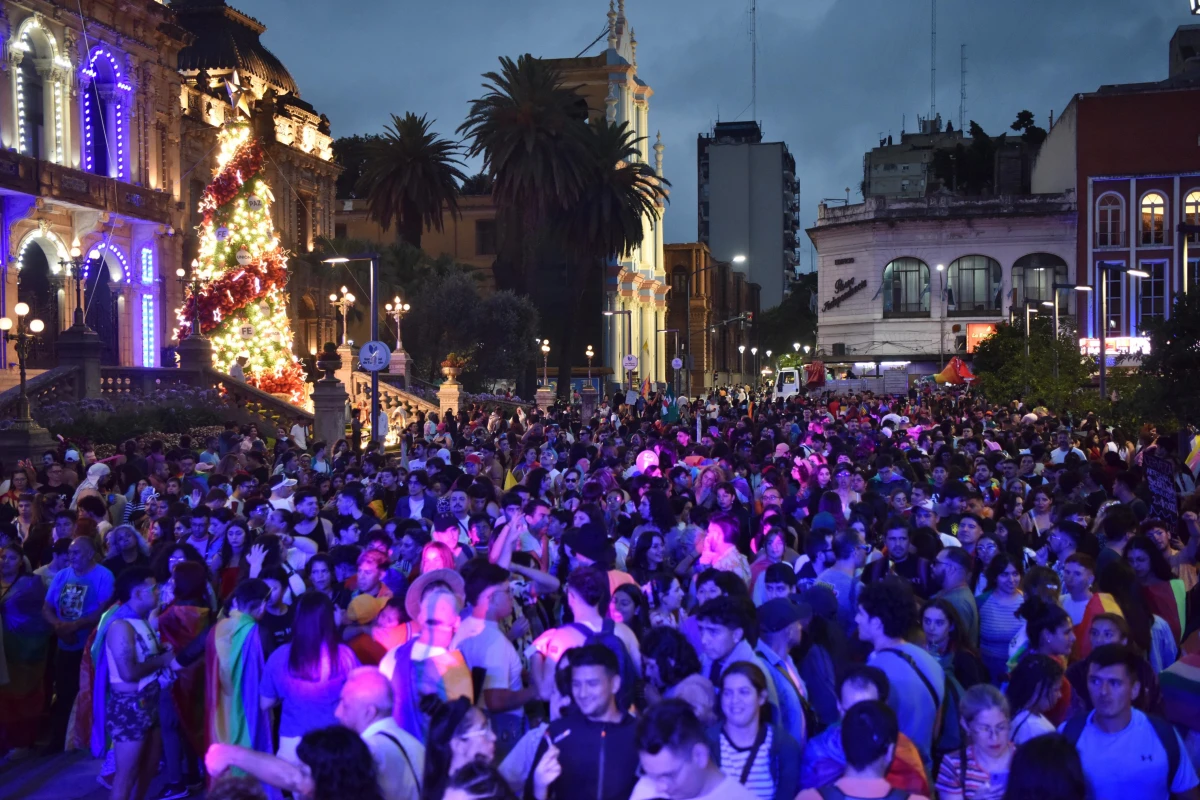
[460,172,494,195]
[971,317,1094,411]
[1011,109,1048,147]
[476,291,540,390]
[755,273,817,359]
[357,113,468,249]
[332,135,380,199]
[1127,290,1200,422]
[552,121,668,398]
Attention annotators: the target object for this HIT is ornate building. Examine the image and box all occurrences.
[173,0,339,358]
[0,0,185,371]
[547,0,670,384]
[0,0,336,376]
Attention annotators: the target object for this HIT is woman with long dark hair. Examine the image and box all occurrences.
[646,574,687,629]
[1005,654,1064,745]
[641,626,713,722]
[421,696,497,800]
[977,554,1025,682]
[1124,534,1187,646]
[609,583,651,642]
[260,592,360,763]
[923,598,989,689]
[627,531,667,586]
[1001,733,1085,800]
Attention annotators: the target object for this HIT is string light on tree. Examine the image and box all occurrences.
[176,121,304,401]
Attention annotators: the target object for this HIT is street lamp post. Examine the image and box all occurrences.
[322,253,381,443]
[585,345,594,382]
[329,286,356,346]
[683,254,745,395]
[384,295,410,350]
[750,346,758,382]
[738,344,746,381]
[540,339,550,387]
[936,263,946,370]
[1047,282,1093,379]
[0,303,45,419]
[54,238,90,329]
[1096,261,1149,398]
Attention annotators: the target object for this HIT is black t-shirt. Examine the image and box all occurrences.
[258,605,295,657]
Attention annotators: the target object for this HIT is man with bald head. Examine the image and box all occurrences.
[336,667,425,800]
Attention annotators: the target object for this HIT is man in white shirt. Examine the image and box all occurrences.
[1049,428,1087,464]
[229,355,248,382]
[336,667,425,800]
[1062,644,1200,800]
[289,418,308,451]
[454,561,538,761]
[1060,553,1095,625]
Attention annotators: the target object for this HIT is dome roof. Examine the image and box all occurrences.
[173,0,299,97]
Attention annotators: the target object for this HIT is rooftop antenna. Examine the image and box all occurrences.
[930,0,937,121]
[959,44,967,132]
[750,0,758,123]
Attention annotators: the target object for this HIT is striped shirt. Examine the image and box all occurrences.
[978,591,1025,665]
[720,727,775,800]
[935,745,1012,800]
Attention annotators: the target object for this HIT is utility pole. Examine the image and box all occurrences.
[750,0,757,123]
[960,44,967,131]
[930,0,937,121]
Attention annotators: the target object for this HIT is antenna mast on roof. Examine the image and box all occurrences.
[750,0,758,123]
[930,0,937,121]
[960,44,967,131]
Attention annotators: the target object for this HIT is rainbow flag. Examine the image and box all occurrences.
[1187,436,1200,475]
[1074,591,1123,662]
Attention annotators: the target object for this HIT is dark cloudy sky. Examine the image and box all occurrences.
[238,0,1195,262]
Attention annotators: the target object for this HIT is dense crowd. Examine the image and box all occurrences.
[2,388,1199,800]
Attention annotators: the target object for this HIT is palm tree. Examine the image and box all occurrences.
[357,112,468,250]
[552,122,669,399]
[459,55,592,295]
[459,172,494,196]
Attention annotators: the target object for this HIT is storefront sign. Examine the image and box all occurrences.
[834,257,856,265]
[1078,337,1151,356]
[823,277,868,311]
[966,323,998,353]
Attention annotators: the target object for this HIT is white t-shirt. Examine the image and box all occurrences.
[1061,592,1092,626]
[1010,709,1056,745]
[289,423,307,450]
[1063,709,1199,800]
[629,773,757,800]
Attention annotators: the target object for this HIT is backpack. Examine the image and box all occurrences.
[880,647,965,768]
[569,619,640,710]
[1063,712,1180,786]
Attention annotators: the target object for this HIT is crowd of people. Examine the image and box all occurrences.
[1,389,1199,800]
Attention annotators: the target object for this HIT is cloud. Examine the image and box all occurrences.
[237,0,1193,251]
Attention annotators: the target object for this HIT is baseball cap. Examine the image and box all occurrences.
[465,454,483,466]
[758,598,811,633]
[811,512,837,533]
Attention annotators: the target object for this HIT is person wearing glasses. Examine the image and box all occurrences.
[630,699,757,800]
[934,684,1015,800]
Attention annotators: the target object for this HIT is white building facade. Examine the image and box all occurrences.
[807,194,1078,376]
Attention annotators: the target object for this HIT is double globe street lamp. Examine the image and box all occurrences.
[1,303,45,419]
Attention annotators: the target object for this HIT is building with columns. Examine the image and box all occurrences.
[549,0,671,386]
[0,0,336,377]
[0,0,186,371]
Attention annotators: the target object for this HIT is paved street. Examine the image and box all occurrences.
[0,750,176,800]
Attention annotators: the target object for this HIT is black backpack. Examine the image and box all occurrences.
[818,787,910,800]
[569,619,640,710]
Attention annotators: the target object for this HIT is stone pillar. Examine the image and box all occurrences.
[55,324,103,398]
[336,344,357,390]
[438,367,463,419]
[388,348,409,389]
[175,334,213,374]
[580,384,598,421]
[535,386,554,413]
[311,345,348,448]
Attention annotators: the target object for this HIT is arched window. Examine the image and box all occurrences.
[1013,253,1070,313]
[1096,194,1125,247]
[882,257,930,316]
[81,47,132,179]
[139,246,155,367]
[1140,192,1167,246]
[1185,190,1200,244]
[13,17,67,164]
[946,255,1002,313]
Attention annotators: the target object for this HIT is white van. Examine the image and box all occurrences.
[773,368,802,401]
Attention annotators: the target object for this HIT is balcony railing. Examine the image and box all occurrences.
[1139,228,1171,248]
[1095,231,1127,249]
[0,151,172,225]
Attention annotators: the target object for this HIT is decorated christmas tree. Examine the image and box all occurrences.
[177,122,306,401]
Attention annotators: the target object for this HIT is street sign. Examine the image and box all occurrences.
[670,357,683,370]
[622,354,638,371]
[358,341,392,372]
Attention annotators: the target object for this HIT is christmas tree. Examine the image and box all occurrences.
[177,123,306,402]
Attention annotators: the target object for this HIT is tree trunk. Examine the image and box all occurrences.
[400,199,423,250]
